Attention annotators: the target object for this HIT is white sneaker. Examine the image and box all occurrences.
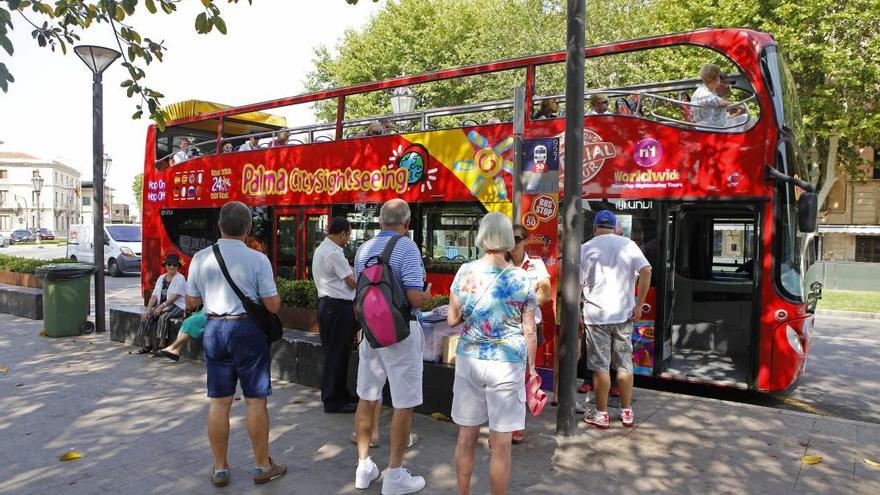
[355,457,380,490]
[575,400,588,414]
[381,467,426,495]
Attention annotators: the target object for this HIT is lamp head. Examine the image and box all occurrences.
[74,45,121,75]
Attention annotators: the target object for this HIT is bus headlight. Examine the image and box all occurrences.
[120,246,135,257]
[785,325,804,356]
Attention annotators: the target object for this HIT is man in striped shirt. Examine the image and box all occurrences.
[352,198,432,494]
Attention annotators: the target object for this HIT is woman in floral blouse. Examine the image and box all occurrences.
[447,212,537,495]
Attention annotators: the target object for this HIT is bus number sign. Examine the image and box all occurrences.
[522,212,540,231]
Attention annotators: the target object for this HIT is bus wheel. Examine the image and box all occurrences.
[108,259,121,277]
[70,255,77,262]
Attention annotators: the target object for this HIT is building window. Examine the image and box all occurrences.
[0,170,7,179]
[855,236,880,262]
[0,190,7,205]
[82,196,91,206]
[873,165,880,180]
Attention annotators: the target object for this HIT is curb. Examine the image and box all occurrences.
[815,309,880,320]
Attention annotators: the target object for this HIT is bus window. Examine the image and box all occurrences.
[155,122,219,170]
[711,220,755,279]
[420,204,486,273]
[332,203,383,263]
[534,45,760,132]
[159,208,219,256]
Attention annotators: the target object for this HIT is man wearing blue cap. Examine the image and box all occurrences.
[580,210,651,429]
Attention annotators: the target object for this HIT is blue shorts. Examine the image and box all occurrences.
[203,318,272,399]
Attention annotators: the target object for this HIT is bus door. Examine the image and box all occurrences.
[274,207,329,280]
[656,202,761,388]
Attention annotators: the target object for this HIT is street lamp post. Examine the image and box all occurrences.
[75,45,121,334]
[31,172,44,247]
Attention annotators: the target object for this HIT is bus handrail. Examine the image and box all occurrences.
[641,92,757,130]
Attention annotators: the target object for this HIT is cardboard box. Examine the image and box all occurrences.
[442,335,460,364]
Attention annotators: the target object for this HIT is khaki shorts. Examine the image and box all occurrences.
[585,322,633,374]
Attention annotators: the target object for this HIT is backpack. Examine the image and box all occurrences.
[354,235,412,348]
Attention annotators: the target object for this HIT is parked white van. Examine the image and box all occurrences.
[67,224,142,276]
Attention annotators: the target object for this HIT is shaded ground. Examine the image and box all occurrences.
[1,314,879,494]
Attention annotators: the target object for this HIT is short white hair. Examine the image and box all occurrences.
[379,198,411,227]
[476,212,514,252]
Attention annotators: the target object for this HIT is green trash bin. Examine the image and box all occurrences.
[35,263,95,338]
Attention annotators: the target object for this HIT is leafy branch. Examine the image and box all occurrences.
[0,0,255,129]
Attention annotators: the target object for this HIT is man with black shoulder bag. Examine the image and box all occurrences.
[186,201,286,487]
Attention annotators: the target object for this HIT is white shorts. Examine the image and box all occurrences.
[356,320,424,409]
[451,356,526,432]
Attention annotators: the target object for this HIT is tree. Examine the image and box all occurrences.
[0,0,258,128]
[132,172,143,212]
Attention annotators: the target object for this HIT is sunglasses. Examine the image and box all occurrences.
[164,263,180,267]
[514,235,525,244]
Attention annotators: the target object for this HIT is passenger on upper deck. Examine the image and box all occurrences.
[691,63,747,128]
[532,98,560,119]
[587,94,611,115]
[272,130,290,147]
[363,119,392,137]
[172,138,192,166]
[221,143,234,153]
[238,135,260,152]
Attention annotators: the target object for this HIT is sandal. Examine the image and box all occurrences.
[136,347,152,355]
[155,350,180,362]
[350,432,379,448]
[212,467,230,487]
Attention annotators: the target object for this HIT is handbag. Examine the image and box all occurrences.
[212,244,283,344]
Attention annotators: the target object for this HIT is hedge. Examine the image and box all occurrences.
[276,278,319,309]
[0,255,75,274]
[274,279,450,312]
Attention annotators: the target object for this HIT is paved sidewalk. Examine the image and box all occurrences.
[1,313,879,494]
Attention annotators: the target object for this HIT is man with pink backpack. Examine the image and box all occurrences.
[352,198,432,495]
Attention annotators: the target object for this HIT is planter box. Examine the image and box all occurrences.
[0,271,42,289]
[278,305,318,333]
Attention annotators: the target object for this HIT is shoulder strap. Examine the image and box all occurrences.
[212,243,250,307]
[379,234,403,263]
[464,263,511,326]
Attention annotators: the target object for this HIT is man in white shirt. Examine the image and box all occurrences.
[186,201,286,487]
[238,135,260,151]
[691,63,747,128]
[312,217,358,414]
[580,210,651,429]
[171,138,191,166]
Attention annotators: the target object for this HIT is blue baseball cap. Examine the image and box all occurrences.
[594,210,617,229]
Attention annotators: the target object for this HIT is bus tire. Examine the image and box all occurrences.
[69,255,77,262]
[108,259,121,277]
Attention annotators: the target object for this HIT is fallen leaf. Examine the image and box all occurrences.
[0,366,7,374]
[292,399,303,404]
[15,383,23,387]
[39,332,47,337]
[801,455,823,465]
[59,451,83,462]
[430,412,451,422]
[865,458,880,468]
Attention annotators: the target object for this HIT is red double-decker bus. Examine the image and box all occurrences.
[141,28,818,392]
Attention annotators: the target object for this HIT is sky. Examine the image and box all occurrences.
[0,1,385,210]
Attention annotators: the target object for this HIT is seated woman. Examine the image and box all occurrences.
[155,309,206,362]
[136,253,186,354]
[531,98,560,119]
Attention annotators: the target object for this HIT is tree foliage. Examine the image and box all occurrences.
[0,0,253,129]
[131,172,143,211]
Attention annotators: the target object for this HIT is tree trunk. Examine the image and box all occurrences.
[817,134,840,215]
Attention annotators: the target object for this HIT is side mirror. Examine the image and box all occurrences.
[797,192,818,233]
[104,238,111,246]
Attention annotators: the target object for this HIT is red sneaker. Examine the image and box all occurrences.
[577,383,592,394]
[609,386,621,397]
[511,430,524,444]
